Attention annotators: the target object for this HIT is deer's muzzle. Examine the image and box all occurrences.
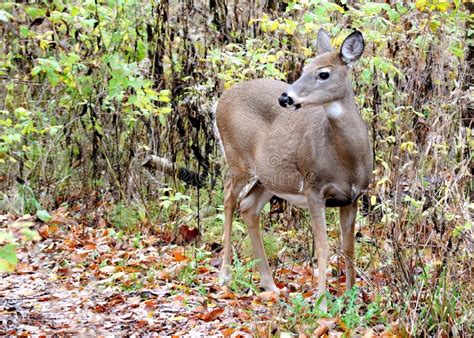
[278,92,294,108]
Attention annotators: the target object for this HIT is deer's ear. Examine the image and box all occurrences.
[316,28,333,55]
[340,31,364,64]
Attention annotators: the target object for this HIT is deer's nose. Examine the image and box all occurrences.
[278,92,294,107]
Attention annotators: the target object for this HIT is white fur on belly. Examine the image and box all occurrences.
[273,192,309,208]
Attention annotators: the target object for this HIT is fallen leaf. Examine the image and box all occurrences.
[221,327,235,336]
[50,213,68,225]
[238,311,251,320]
[178,224,199,243]
[157,269,171,280]
[107,295,126,307]
[71,252,88,263]
[197,266,209,274]
[313,324,329,337]
[196,307,224,322]
[98,217,107,228]
[363,328,377,338]
[83,242,97,250]
[257,290,278,302]
[57,267,69,276]
[136,319,148,328]
[100,265,115,273]
[317,318,337,332]
[172,249,187,262]
[256,323,271,336]
[15,262,33,274]
[12,218,36,228]
[209,256,222,268]
[219,289,237,300]
[93,304,106,313]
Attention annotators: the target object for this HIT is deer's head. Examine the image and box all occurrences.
[278,29,364,109]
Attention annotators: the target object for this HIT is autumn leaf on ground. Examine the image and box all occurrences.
[196,307,225,322]
[257,290,278,302]
[178,224,199,243]
[171,248,187,262]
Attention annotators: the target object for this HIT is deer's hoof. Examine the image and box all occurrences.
[261,279,280,295]
[218,267,231,285]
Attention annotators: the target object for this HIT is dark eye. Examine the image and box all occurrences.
[318,72,330,80]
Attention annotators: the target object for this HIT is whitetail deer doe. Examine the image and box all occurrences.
[215,29,372,307]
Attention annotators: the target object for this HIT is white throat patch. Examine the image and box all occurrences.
[325,101,344,118]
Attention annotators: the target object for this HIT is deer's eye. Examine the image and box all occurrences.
[318,72,330,80]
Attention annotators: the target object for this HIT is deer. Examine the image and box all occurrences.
[214,29,372,309]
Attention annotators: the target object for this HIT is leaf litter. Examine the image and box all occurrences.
[0,208,400,336]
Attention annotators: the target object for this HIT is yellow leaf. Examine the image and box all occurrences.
[284,27,294,35]
[333,35,345,48]
[376,177,390,187]
[415,0,427,10]
[39,40,50,50]
[370,195,377,206]
[435,2,451,12]
[270,20,279,32]
[0,259,15,272]
[400,141,417,154]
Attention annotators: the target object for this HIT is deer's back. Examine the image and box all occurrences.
[216,79,289,123]
[215,79,291,170]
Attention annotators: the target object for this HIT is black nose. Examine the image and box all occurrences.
[278,92,294,107]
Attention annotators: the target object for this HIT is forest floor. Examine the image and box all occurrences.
[1,208,401,336]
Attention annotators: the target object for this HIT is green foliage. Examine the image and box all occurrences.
[177,248,212,296]
[326,288,385,329]
[398,266,472,335]
[36,209,52,222]
[1,0,173,198]
[282,287,385,333]
[228,250,259,294]
[0,243,17,272]
[159,188,192,212]
[107,203,142,232]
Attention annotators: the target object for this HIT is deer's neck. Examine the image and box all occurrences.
[323,91,369,166]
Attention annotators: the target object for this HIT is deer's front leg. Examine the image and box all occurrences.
[339,202,358,290]
[306,191,328,311]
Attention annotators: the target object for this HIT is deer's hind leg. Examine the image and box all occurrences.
[239,181,277,293]
[219,171,248,284]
